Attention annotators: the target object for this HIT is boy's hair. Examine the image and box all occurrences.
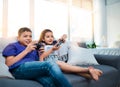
[18,27,32,37]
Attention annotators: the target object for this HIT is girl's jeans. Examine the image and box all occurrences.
[10,61,72,87]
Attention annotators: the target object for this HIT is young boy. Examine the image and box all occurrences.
[2,27,72,87]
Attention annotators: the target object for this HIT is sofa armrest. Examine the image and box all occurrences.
[94,54,120,71]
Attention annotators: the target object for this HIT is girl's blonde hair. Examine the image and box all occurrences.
[38,29,53,43]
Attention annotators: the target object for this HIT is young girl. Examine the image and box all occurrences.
[38,29,103,81]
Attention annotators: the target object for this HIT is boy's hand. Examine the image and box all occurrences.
[25,41,38,53]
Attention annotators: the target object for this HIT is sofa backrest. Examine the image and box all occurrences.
[0,37,17,63]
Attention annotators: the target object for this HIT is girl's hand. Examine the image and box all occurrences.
[39,47,44,53]
[58,34,67,43]
[62,34,67,40]
[40,58,44,61]
[38,47,45,56]
[38,47,45,61]
[52,44,60,51]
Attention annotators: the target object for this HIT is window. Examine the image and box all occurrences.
[70,5,93,41]
[0,0,93,42]
[34,0,68,40]
[70,0,93,41]
[8,0,30,37]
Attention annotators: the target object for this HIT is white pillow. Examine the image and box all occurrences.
[67,45,99,65]
[0,62,15,79]
[58,41,70,56]
[57,41,70,62]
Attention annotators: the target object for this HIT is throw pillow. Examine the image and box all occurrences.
[57,41,70,62]
[43,41,69,62]
[67,45,99,65]
[0,62,14,79]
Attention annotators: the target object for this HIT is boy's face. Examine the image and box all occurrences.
[18,31,32,46]
[43,32,54,45]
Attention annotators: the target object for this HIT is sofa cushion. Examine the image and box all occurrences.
[0,37,17,52]
[64,73,89,87]
[89,65,119,87]
[64,64,118,87]
[68,45,99,65]
[0,78,42,87]
[0,62,14,79]
[92,48,120,56]
[0,37,17,63]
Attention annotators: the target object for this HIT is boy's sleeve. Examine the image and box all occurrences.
[2,44,17,57]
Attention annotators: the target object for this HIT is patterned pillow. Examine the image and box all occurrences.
[57,41,70,62]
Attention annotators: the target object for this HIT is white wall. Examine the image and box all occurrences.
[106,0,120,47]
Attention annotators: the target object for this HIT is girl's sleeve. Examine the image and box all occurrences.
[2,44,16,57]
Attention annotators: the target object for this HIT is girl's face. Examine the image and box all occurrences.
[17,31,32,46]
[43,32,54,45]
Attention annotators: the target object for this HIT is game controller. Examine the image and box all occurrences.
[56,34,67,47]
[56,39,64,47]
[35,43,44,50]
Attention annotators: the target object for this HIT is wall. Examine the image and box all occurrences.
[106,0,120,47]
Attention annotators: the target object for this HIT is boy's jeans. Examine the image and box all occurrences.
[11,61,72,87]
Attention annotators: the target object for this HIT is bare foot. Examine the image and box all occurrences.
[88,66,99,81]
[88,66,103,76]
[94,69,103,76]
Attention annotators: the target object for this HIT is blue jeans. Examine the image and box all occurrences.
[11,61,72,87]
